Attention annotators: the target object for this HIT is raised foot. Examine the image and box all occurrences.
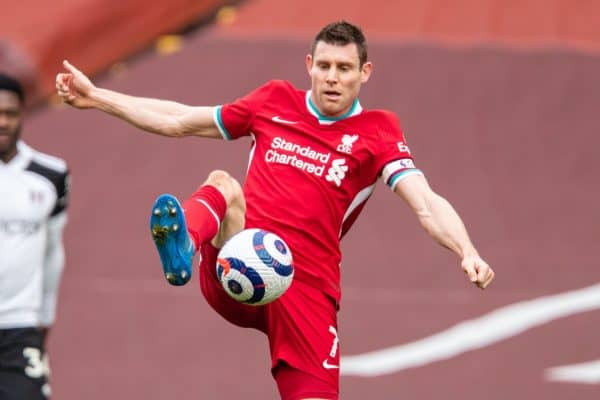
[149,194,194,286]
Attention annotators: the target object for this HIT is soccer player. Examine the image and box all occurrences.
[0,73,70,399]
[56,21,494,400]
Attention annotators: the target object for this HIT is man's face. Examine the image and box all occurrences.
[306,41,372,118]
[0,90,22,163]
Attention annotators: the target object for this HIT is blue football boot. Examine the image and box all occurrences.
[149,194,194,285]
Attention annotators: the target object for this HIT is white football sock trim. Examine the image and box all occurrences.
[194,199,221,230]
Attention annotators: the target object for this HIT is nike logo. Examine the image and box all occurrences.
[322,359,339,370]
[272,116,298,125]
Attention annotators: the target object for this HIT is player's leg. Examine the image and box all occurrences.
[274,362,337,400]
[191,171,269,327]
[0,328,50,400]
[267,281,340,400]
[150,169,245,286]
[196,169,246,249]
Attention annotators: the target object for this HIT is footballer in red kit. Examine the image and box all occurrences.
[57,20,495,400]
[194,79,423,395]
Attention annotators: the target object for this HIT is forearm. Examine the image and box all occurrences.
[394,175,494,288]
[39,214,67,326]
[417,192,478,258]
[89,88,212,137]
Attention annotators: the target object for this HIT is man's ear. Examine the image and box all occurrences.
[361,61,373,84]
[306,54,313,76]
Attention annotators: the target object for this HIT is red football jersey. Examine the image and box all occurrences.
[214,80,422,302]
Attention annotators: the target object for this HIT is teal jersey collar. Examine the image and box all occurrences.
[306,90,362,125]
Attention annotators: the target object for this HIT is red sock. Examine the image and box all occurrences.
[182,185,227,250]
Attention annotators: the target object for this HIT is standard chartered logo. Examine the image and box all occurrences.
[265,137,349,186]
[266,137,330,177]
[326,159,348,187]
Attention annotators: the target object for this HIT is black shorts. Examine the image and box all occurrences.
[0,327,50,400]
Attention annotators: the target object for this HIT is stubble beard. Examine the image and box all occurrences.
[0,123,21,163]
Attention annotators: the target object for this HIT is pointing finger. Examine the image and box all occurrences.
[62,59,79,75]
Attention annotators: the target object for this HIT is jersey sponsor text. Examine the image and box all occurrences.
[271,137,330,163]
[266,136,331,178]
[0,219,43,235]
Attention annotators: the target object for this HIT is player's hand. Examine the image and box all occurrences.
[461,254,494,289]
[55,60,97,109]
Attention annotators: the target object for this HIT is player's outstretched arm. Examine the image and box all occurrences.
[55,60,221,138]
[393,174,495,289]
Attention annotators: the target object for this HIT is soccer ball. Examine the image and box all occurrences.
[216,228,294,306]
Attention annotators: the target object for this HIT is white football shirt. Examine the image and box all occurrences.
[0,141,69,328]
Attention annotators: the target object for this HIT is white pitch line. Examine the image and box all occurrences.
[341,283,600,377]
[545,360,600,384]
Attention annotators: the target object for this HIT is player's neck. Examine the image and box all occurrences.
[0,147,17,163]
[306,91,362,124]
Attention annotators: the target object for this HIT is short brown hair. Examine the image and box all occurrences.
[311,21,368,66]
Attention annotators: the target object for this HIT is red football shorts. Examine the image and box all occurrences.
[199,244,339,400]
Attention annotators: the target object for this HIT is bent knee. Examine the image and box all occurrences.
[204,170,233,188]
[203,170,246,247]
[203,170,244,207]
